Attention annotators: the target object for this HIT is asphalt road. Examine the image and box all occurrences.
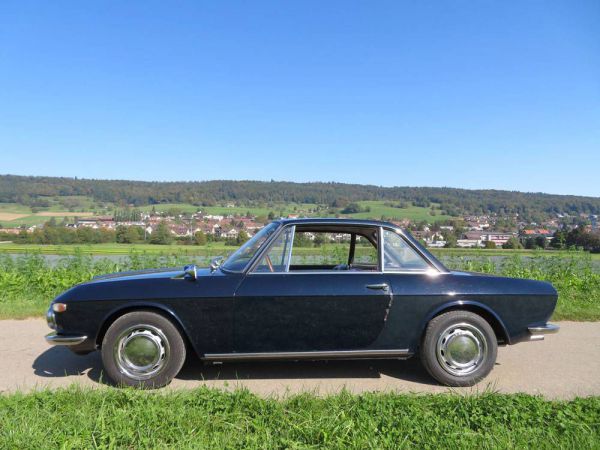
[2,319,599,399]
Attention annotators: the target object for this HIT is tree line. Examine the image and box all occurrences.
[2,175,600,221]
[0,222,249,247]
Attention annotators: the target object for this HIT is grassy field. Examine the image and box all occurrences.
[138,202,322,217]
[343,200,453,222]
[0,198,99,227]
[1,387,598,448]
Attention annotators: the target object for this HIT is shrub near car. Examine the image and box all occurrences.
[45,219,559,387]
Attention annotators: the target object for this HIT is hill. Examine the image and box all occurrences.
[1,174,599,222]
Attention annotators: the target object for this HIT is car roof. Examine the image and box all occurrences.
[276,217,400,229]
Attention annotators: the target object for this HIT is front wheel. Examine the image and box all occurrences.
[101,311,186,388]
[421,311,497,387]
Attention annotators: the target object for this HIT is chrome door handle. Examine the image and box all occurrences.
[366,283,389,291]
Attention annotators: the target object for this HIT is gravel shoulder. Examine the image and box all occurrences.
[2,319,599,399]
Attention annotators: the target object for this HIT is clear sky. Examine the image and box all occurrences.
[1,1,599,196]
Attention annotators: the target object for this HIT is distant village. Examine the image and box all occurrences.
[1,203,598,249]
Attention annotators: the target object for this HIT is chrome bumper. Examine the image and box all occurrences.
[45,332,88,346]
[528,323,560,341]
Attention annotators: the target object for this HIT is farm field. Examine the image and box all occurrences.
[0,388,598,448]
[138,202,322,217]
[0,199,97,227]
[346,200,453,222]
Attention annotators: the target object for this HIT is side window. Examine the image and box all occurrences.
[289,230,378,270]
[253,226,295,272]
[383,230,430,272]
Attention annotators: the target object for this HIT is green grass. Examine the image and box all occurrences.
[344,200,453,222]
[0,198,100,227]
[1,387,599,449]
[0,202,32,214]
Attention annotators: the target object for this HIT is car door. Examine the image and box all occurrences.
[232,225,393,353]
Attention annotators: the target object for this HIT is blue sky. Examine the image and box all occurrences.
[1,1,599,196]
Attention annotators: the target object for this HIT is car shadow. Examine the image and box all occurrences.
[32,346,105,383]
[175,356,438,385]
[32,347,437,387]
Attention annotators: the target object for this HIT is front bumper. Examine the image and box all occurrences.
[45,332,88,346]
[528,323,560,341]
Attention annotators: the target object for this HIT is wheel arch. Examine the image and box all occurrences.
[419,301,511,346]
[95,303,198,355]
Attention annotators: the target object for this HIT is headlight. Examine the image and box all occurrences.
[46,307,56,329]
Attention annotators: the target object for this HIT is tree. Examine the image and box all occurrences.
[194,230,207,246]
[150,221,173,245]
[115,225,128,243]
[534,236,548,249]
[236,230,249,244]
[444,235,457,248]
[483,241,496,249]
[502,237,522,249]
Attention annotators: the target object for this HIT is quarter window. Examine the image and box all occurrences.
[253,226,295,272]
[383,230,430,272]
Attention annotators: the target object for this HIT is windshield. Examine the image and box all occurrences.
[221,222,280,272]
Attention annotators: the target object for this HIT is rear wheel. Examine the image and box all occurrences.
[101,311,186,388]
[421,311,497,387]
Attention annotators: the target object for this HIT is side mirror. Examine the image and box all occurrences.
[209,256,224,272]
[183,264,197,281]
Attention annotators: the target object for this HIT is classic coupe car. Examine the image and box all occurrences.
[45,218,559,387]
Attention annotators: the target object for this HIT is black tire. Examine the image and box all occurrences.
[420,310,497,387]
[101,311,186,388]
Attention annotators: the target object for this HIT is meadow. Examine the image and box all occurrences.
[1,387,599,448]
[0,250,598,320]
[0,198,450,228]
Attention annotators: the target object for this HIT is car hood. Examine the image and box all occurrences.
[88,267,213,284]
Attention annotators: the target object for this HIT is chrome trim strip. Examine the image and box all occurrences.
[45,332,87,346]
[246,270,436,276]
[284,225,295,272]
[528,323,560,335]
[378,226,385,272]
[203,349,412,362]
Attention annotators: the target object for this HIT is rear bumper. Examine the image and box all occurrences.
[45,332,88,346]
[528,323,560,341]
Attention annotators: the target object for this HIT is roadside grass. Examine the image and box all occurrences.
[1,251,599,320]
[1,387,599,449]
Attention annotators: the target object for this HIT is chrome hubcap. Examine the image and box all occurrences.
[436,323,487,376]
[114,325,169,380]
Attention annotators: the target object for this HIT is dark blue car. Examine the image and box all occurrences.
[45,218,559,387]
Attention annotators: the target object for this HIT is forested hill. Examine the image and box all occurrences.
[1,174,599,219]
